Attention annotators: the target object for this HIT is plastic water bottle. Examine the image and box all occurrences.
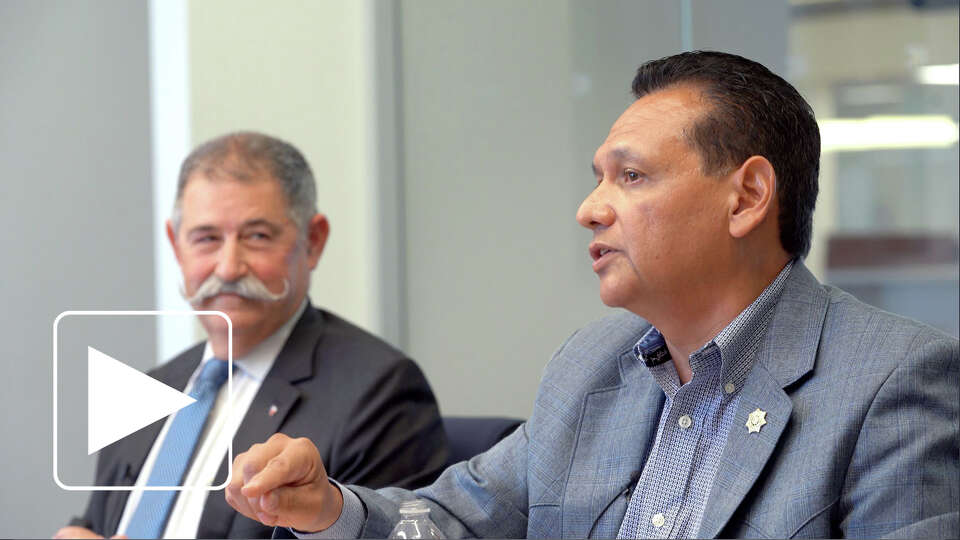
[388,499,444,539]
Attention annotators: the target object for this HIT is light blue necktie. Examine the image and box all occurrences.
[125,358,229,539]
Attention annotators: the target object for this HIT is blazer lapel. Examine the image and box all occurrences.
[197,306,320,538]
[697,263,828,538]
[562,349,665,539]
[104,424,161,537]
[198,376,303,538]
[696,359,793,538]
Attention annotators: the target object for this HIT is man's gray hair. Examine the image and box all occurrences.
[170,131,318,234]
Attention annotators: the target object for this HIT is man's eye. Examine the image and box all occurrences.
[247,232,271,241]
[195,235,218,243]
[625,170,641,182]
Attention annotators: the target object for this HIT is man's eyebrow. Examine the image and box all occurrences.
[591,148,646,176]
[240,218,283,232]
[185,219,283,236]
[610,147,644,164]
[186,225,219,236]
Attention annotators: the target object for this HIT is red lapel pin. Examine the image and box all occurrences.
[268,404,279,417]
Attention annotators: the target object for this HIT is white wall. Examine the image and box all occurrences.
[150,0,196,359]
[186,0,386,340]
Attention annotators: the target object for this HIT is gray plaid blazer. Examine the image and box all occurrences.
[351,263,959,538]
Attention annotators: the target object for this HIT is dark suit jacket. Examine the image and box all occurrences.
[71,302,448,538]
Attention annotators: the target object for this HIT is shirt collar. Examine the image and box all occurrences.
[711,260,793,388]
[634,261,794,395]
[202,299,309,382]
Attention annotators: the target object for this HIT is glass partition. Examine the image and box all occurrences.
[788,0,959,336]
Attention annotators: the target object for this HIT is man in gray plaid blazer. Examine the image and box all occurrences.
[225,52,958,538]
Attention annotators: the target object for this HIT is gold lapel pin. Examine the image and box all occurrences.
[746,408,767,434]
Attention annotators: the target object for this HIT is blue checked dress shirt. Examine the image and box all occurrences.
[125,358,230,539]
[617,262,793,539]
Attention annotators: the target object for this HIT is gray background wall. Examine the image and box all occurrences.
[0,1,155,537]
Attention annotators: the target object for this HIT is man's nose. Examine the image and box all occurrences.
[215,238,248,282]
[576,184,614,230]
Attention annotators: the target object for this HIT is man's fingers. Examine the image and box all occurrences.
[226,454,269,523]
[241,438,316,497]
[259,486,307,527]
[226,455,260,520]
[52,526,104,539]
[257,481,341,532]
[260,490,281,513]
[246,495,261,515]
[238,435,288,483]
[228,433,293,502]
[255,509,280,527]
[224,486,258,522]
[225,434,331,531]
[241,454,297,496]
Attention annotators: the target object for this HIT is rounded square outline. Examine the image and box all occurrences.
[53,310,233,491]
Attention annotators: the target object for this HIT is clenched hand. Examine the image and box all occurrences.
[225,433,344,533]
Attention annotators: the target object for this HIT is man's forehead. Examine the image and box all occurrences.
[596,86,707,162]
[182,168,281,198]
[187,160,273,186]
[608,86,706,138]
[196,148,266,179]
[180,174,288,218]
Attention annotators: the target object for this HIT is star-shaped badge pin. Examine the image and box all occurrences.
[746,408,767,433]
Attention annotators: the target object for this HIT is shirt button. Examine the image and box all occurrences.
[651,513,665,527]
[724,382,736,394]
[678,415,692,429]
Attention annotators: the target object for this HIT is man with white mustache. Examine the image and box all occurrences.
[57,132,448,540]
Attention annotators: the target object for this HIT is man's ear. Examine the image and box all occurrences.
[728,155,776,240]
[305,213,330,269]
[166,220,183,264]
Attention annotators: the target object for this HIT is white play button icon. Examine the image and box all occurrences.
[87,346,196,455]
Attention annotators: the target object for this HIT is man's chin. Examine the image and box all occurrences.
[598,291,623,309]
[597,279,639,311]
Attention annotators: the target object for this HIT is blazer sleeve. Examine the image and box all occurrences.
[67,456,117,535]
[350,421,530,539]
[839,330,959,538]
[324,357,449,490]
[343,325,591,539]
[68,508,98,534]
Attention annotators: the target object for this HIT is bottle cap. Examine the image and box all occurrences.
[398,500,431,515]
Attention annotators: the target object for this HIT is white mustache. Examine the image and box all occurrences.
[180,274,290,305]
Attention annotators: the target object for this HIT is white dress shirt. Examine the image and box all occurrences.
[117,300,307,539]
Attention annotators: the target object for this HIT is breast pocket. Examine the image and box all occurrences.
[725,495,838,538]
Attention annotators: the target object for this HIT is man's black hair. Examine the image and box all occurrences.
[632,50,820,257]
